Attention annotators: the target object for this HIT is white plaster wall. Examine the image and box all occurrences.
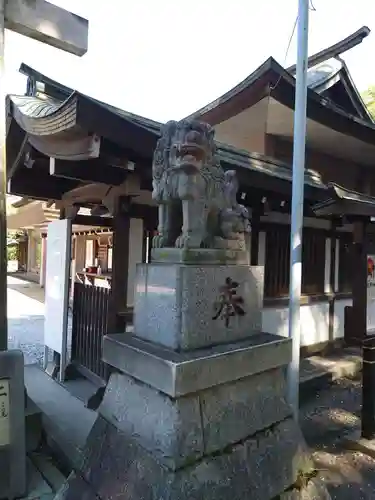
[333,299,351,339]
[333,298,375,337]
[262,296,375,346]
[127,218,144,307]
[262,302,330,346]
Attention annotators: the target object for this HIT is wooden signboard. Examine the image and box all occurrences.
[0,379,10,446]
[44,219,72,381]
[0,350,26,499]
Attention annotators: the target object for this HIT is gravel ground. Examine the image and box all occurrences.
[300,377,375,498]
[7,275,72,365]
[7,275,46,364]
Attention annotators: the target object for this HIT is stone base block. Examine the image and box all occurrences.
[102,332,292,397]
[133,262,264,350]
[97,367,292,470]
[58,415,318,500]
[151,247,250,265]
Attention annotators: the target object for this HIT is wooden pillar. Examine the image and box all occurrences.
[327,220,337,344]
[250,209,261,266]
[107,197,130,334]
[350,218,368,344]
[143,208,158,264]
[26,230,34,273]
[75,235,86,273]
[39,234,47,288]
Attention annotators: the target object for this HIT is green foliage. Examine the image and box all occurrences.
[6,230,26,262]
[362,86,375,119]
[7,245,17,261]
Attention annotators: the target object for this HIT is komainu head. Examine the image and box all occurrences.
[154,119,217,176]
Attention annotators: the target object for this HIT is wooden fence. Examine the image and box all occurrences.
[71,282,110,383]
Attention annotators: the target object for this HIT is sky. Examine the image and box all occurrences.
[4,0,375,123]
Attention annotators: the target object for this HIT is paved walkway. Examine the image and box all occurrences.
[7,275,46,365]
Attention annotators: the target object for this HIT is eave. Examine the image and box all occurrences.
[190,57,375,147]
[8,94,101,161]
[6,62,374,210]
[313,184,375,218]
[7,200,60,230]
[337,58,373,122]
[16,63,161,161]
[305,56,373,122]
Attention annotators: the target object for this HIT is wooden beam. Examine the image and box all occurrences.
[314,200,375,218]
[76,97,158,159]
[107,197,130,335]
[230,164,324,202]
[350,219,368,344]
[328,221,337,343]
[7,168,78,200]
[287,26,370,74]
[49,158,128,186]
[5,0,88,56]
[127,203,156,221]
[72,214,113,228]
[250,209,261,265]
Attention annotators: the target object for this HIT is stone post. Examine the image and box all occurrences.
[362,335,375,439]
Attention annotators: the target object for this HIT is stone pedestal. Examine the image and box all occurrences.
[55,254,331,500]
[134,261,263,350]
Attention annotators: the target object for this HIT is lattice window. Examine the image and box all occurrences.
[264,225,326,298]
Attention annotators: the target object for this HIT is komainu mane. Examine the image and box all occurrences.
[152,119,250,250]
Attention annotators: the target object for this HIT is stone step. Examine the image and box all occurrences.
[23,456,54,500]
[25,396,43,453]
[19,452,66,499]
[299,366,332,400]
[24,364,96,471]
[30,452,66,494]
[299,347,362,400]
[307,347,362,380]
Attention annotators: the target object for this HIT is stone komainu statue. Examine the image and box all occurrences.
[152,119,251,250]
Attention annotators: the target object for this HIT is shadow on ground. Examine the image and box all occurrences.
[300,376,375,499]
[7,281,45,304]
[314,446,375,499]
[8,316,45,366]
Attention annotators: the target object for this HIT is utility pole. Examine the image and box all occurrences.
[287,0,310,420]
[0,0,88,351]
[0,0,6,350]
